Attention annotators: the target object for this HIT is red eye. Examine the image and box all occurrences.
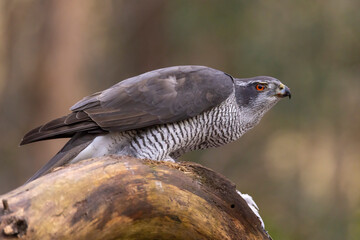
[255,84,265,91]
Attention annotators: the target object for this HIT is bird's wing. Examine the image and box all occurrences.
[21,65,234,145]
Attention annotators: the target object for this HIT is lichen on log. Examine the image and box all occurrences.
[0,156,270,240]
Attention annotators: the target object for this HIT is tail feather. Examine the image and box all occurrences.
[20,113,100,145]
[25,133,99,183]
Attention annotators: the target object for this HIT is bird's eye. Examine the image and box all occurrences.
[255,84,266,91]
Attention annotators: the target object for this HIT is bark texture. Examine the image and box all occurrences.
[0,156,270,240]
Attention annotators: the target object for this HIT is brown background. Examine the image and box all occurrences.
[0,1,359,239]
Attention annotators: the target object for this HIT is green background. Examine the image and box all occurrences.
[0,1,359,239]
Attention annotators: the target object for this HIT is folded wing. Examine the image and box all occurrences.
[21,65,234,145]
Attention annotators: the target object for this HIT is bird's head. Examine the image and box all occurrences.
[234,76,291,127]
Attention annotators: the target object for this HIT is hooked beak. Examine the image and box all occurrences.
[275,83,291,99]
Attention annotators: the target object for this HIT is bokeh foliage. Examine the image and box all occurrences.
[0,1,359,239]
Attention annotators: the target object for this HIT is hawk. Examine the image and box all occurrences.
[21,66,291,182]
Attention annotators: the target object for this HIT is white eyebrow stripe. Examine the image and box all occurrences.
[235,81,248,86]
[235,80,259,86]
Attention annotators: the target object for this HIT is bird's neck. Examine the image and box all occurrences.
[239,107,266,132]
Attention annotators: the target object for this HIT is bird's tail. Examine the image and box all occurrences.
[25,132,99,183]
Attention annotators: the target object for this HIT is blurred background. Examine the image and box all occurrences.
[0,0,359,239]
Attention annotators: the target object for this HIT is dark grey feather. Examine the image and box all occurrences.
[25,133,98,183]
[21,65,233,145]
[72,65,233,130]
[20,116,100,145]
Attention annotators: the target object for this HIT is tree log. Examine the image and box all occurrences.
[0,156,270,240]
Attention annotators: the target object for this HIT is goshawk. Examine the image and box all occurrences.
[21,65,291,182]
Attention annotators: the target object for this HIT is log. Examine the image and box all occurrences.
[0,156,270,240]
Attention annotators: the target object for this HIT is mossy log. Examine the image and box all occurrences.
[0,156,270,240]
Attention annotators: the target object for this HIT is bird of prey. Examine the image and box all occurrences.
[21,65,291,182]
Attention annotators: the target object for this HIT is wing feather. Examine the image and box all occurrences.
[21,65,234,145]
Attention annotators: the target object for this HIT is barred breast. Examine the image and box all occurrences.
[127,92,243,160]
[71,92,244,163]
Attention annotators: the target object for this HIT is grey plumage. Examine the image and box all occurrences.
[21,65,291,182]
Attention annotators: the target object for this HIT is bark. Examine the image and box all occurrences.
[0,156,270,240]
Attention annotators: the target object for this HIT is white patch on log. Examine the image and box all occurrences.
[236,190,265,229]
